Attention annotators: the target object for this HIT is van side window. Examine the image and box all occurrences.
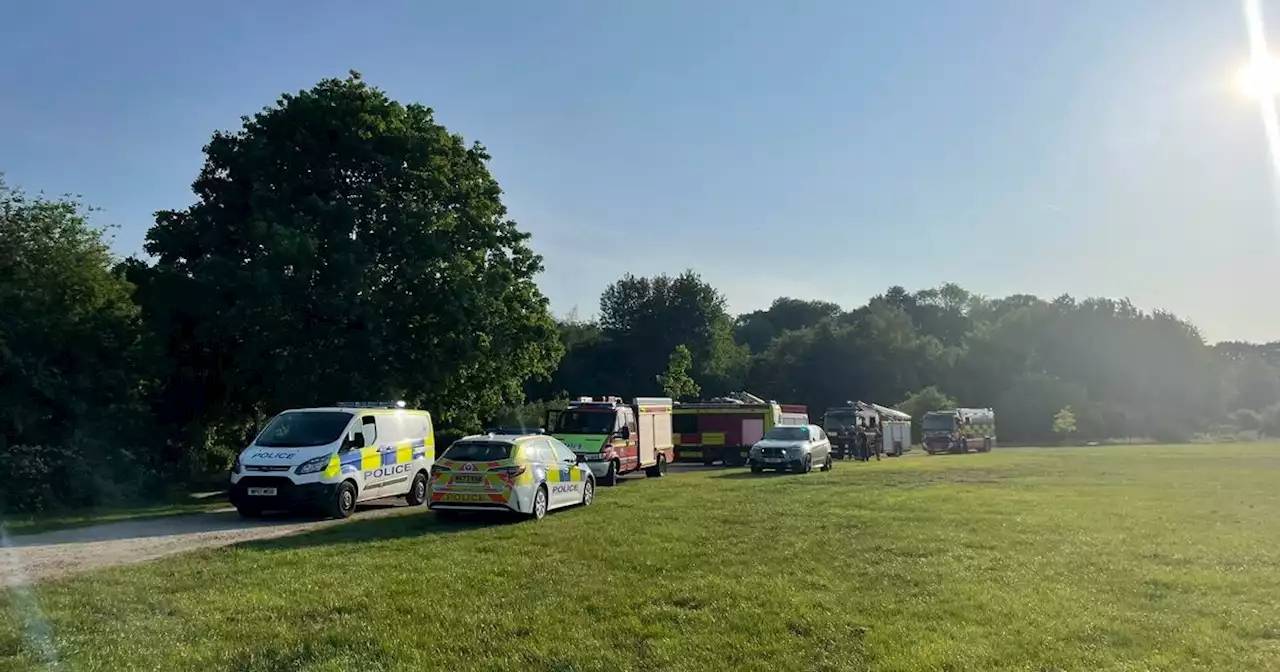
[360,416,378,446]
[376,414,407,445]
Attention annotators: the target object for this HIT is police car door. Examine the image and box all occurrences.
[547,438,581,507]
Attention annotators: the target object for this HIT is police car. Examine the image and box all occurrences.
[428,431,595,520]
[229,401,436,519]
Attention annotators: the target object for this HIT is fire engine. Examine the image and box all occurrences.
[544,396,675,485]
[672,392,808,466]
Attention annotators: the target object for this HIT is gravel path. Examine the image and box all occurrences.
[0,501,418,587]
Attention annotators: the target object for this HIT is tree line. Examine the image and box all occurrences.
[4,73,1278,513]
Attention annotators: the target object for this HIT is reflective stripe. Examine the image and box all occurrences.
[322,455,341,478]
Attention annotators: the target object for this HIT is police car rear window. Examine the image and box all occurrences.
[444,441,513,461]
[257,411,352,448]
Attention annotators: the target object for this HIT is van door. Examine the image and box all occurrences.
[372,414,414,496]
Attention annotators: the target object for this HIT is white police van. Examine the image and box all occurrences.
[229,401,436,519]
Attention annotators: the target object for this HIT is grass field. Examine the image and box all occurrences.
[4,445,1280,671]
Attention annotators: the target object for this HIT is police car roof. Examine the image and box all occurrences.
[459,432,542,444]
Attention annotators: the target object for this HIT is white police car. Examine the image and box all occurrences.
[428,431,594,520]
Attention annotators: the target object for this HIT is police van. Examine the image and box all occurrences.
[229,401,435,519]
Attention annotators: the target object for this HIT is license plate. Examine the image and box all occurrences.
[442,493,487,502]
[247,487,277,496]
[763,457,783,463]
[454,474,483,484]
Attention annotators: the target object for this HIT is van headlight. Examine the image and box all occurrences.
[295,455,333,475]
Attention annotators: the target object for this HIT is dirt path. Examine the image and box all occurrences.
[0,501,419,587]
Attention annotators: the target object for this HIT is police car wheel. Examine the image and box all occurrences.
[530,486,549,520]
[406,472,428,506]
[581,479,595,506]
[329,481,357,519]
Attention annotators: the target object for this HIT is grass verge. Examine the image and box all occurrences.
[4,445,1280,670]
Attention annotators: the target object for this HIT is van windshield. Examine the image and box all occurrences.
[444,441,514,462]
[256,411,352,448]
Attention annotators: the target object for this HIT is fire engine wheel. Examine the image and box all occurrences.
[820,454,832,472]
[602,461,620,487]
[644,454,667,478]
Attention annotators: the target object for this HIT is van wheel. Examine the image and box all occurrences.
[529,486,549,521]
[602,461,620,487]
[644,454,667,477]
[327,481,357,519]
[406,472,428,506]
[236,504,263,518]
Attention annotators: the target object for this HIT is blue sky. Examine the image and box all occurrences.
[2,0,1277,342]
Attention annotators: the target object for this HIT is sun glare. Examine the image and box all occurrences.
[1238,55,1280,98]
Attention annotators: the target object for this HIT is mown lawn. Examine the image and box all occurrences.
[4,445,1280,671]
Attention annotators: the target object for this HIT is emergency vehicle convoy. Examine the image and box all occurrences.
[672,392,808,466]
[821,401,912,460]
[544,396,675,486]
[428,431,595,520]
[922,407,997,454]
[230,401,436,519]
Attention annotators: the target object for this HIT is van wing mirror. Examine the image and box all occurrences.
[346,433,365,450]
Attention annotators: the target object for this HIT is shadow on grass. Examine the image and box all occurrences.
[2,490,232,538]
[714,470,803,480]
[238,508,530,552]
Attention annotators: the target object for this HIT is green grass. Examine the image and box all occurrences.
[1,493,229,536]
[5,445,1280,671]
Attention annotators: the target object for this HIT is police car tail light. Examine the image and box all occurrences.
[495,465,526,479]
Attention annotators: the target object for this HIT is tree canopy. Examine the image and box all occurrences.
[128,72,562,452]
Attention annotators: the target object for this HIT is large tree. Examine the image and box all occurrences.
[129,72,562,440]
[598,270,747,395]
[0,176,151,510]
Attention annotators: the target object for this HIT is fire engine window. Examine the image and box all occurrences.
[672,414,698,434]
